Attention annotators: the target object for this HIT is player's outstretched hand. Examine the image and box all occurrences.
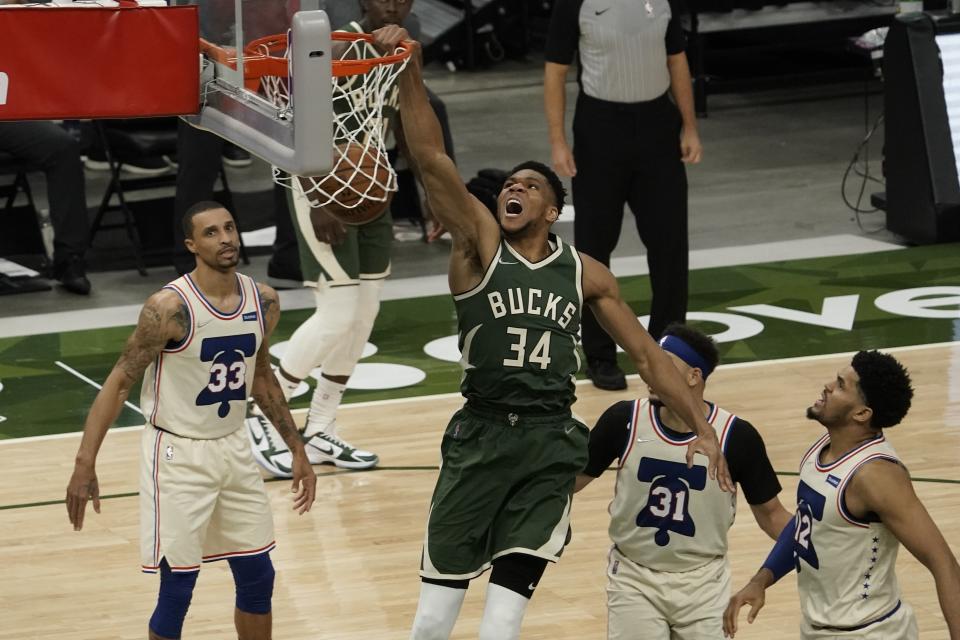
[686,431,735,493]
[291,454,317,515]
[371,24,413,54]
[723,577,767,637]
[66,463,101,531]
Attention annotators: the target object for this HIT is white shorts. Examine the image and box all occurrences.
[140,425,275,573]
[801,601,918,640]
[607,546,730,640]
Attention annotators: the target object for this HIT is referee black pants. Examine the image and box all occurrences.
[572,92,688,361]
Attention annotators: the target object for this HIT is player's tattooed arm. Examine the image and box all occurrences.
[67,289,186,531]
[252,282,317,514]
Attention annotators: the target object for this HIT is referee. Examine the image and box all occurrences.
[544,0,702,391]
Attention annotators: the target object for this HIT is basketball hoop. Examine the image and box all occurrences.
[205,31,413,215]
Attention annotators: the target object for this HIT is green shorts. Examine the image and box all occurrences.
[288,187,392,287]
[420,406,589,581]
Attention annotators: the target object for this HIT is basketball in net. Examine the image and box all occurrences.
[297,142,393,224]
[249,31,412,225]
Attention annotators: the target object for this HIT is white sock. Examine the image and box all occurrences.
[409,582,467,640]
[477,583,529,640]
[304,377,346,438]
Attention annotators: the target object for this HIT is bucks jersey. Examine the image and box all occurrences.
[141,273,264,440]
[454,236,583,414]
[795,433,905,630]
[333,21,399,146]
[608,399,737,571]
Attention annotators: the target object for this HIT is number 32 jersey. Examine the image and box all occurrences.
[141,273,265,439]
[794,434,904,629]
[454,236,582,414]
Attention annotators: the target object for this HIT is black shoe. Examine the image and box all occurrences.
[222,144,253,168]
[266,258,303,290]
[586,359,627,391]
[54,256,91,295]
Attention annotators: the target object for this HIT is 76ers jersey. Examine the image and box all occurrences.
[794,434,904,629]
[140,273,265,439]
[608,399,737,572]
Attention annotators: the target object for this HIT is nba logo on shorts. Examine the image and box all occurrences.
[0,72,8,106]
[165,445,174,461]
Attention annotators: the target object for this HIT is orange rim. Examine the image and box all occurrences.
[201,32,414,91]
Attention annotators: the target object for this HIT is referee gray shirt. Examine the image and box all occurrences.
[546,0,687,103]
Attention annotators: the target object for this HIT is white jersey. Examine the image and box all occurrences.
[795,433,904,630]
[608,399,737,572]
[140,273,265,440]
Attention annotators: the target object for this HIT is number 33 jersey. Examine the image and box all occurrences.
[608,398,737,572]
[794,433,904,629]
[141,273,265,439]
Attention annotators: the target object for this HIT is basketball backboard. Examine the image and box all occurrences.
[181,0,334,176]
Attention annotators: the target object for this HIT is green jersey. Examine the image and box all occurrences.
[454,235,583,414]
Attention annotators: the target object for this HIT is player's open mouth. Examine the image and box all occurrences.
[219,247,237,256]
[505,198,523,216]
[813,392,825,407]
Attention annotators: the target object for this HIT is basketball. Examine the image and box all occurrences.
[299,142,393,225]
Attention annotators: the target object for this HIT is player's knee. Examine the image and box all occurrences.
[229,553,275,615]
[489,553,548,599]
[149,561,199,639]
[321,285,363,334]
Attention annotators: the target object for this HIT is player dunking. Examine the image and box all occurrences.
[383,27,734,640]
[576,323,792,639]
[65,202,317,640]
[724,351,960,639]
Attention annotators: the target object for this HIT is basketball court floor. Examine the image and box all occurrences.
[2,53,959,638]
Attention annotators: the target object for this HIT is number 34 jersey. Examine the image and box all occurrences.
[454,236,583,414]
[794,434,904,629]
[608,398,738,572]
[141,273,265,439]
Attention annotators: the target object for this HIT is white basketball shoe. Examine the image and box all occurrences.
[302,421,379,470]
[245,413,294,479]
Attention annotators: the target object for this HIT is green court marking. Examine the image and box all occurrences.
[6,468,959,513]
[2,243,959,439]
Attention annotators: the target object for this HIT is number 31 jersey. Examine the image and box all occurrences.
[454,236,583,414]
[608,398,737,572]
[141,273,265,439]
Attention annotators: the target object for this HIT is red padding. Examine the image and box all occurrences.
[0,4,199,120]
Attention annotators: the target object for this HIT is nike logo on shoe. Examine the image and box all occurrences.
[595,7,610,15]
[528,582,537,591]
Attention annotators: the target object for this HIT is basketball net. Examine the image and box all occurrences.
[258,34,411,210]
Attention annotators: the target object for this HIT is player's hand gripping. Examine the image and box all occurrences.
[290,452,317,515]
[686,430,735,493]
[371,24,413,55]
[66,462,101,531]
[723,573,769,637]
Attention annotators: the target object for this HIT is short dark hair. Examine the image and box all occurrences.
[662,322,720,374]
[851,350,913,429]
[509,160,566,211]
[182,201,228,239]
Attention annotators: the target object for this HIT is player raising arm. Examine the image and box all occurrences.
[380,25,732,640]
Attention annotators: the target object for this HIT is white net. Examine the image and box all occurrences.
[257,35,410,210]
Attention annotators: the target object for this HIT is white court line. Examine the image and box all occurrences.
[0,234,903,339]
[55,361,143,415]
[3,340,955,446]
